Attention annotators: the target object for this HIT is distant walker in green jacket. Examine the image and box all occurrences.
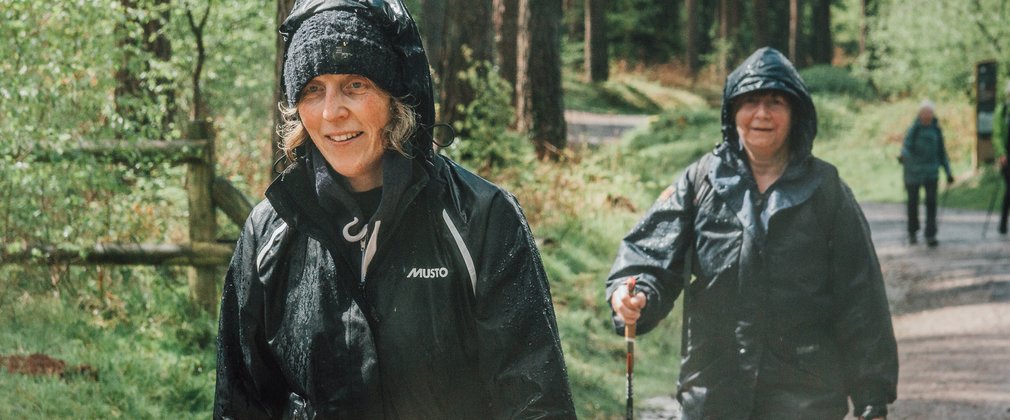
[899,100,954,246]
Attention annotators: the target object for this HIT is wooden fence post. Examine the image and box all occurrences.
[187,120,218,313]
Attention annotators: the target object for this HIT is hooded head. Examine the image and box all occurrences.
[721,47,817,160]
[283,10,403,104]
[916,99,936,125]
[279,0,436,160]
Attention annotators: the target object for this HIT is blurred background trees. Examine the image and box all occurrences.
[3,0,1010,417]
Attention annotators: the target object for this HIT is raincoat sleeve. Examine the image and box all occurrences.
[471,192,576,418]
[828,183,899,418]
[937,126,953,178]
[214,206,288,420]
[604,164,697,336]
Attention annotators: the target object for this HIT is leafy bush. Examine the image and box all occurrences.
[865,0,1010,98]
[799,65,874,99]
[441,59,532,176]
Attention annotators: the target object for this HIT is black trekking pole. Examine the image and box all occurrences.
[624,277,637,420]
[937,181,950,227]
[983,181,1001,239]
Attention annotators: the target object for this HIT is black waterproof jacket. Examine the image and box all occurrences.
[605,48,898,419]
[214,1,575,418]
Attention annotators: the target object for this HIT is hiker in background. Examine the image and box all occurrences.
[604,47,898,420]
[898,100,955,246]
[993,82,1010,235]
[214,1,575,418]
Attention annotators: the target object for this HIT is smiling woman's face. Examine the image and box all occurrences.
[297,73,391,192]
[734,90,792,161]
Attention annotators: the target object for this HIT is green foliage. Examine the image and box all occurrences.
[606,0,681,64]
[0,1,270,414]
[800,65,875,99]
[867,0,1010,98]
[0,0,272,246]
[496,147,685,417]
[440,59,531,175]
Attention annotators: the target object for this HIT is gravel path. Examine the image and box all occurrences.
[637,202,1010,419]
[865,203,1010,420]
[565,110,652,145]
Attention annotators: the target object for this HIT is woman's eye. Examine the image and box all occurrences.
[345,79,370,93]
[303,84,323,95]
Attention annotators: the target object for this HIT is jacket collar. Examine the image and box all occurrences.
[710,143,824,240]
[265,146,430,254]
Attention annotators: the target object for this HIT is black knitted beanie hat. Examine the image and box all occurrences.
[283,9,402,107]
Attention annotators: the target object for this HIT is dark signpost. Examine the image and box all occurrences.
[976,60,997,167]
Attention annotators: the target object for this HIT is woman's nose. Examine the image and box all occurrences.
[754,101,773,118]
[321,92,349,121]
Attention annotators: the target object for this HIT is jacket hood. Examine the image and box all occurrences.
[720,47,817,160]
[280,0,436,159]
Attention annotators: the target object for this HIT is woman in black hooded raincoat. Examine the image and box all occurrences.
[214,1,575,418]
[605,47,898,419]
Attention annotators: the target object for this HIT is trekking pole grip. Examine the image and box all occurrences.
[625,277,637,420]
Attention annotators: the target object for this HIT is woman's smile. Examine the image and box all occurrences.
[325,131,365,143]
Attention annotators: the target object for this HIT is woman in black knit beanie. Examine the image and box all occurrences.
[213,1,576,418]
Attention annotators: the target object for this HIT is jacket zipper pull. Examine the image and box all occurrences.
[359,238,367,285]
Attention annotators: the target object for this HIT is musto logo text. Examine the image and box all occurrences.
[407,267,449,279]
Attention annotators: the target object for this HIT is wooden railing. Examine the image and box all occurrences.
[0,121,252,312]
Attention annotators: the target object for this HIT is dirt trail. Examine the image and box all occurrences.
[565,110,652,145]
[865,203,1010,419]
[638,202,1010,419]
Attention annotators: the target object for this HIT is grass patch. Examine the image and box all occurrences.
[0,266,216,419]
[563,72,707,115]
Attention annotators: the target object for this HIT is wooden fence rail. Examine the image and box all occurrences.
[24,139,210,165]
[2,122,252,312]
[1,242,233,266]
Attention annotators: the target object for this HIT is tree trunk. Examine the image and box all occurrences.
[187,119,219,312]
[563,0,582,36]
[729,0,741,58]
[115,0,174,139]
[788,0,799,62]
[859,0,872,57]
[719,0,728,74]
[753,0,768,49]
[273,0,296,179]
[584,0,608,83]
[861,0,880,94]
[812,0,832,64]
[493,0,519,96]
[439,0,493,143]
[659,0,681,57]
[718,0,741,75]
[685,0,699,74]
[516,0,566,160]
[420,0,447,78]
